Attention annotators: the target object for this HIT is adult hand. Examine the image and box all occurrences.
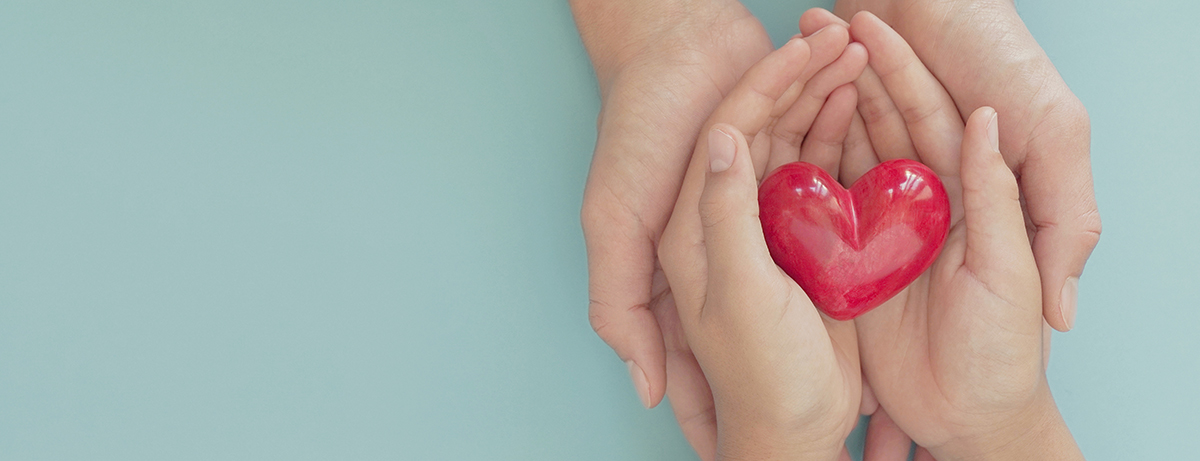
[570,0,772,418]
[833,0,1101,333]
[657,34,866,461]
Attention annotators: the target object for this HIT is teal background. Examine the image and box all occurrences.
[0,1,1195,459]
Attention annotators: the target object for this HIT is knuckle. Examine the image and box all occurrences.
[1060,95,1091,130]
[587,299,629,340]
[579,195,606,231]
[587,304,613,339]
[1078,208,1103,248]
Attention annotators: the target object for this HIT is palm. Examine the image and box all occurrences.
[856,206,1045,448]
[833,0,1099,334]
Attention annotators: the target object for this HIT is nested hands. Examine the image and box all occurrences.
[654,9,1084,461]
[572,1,1096,458]
[656,29,869,461]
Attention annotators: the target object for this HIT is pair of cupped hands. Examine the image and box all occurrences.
[575,2,1099,460]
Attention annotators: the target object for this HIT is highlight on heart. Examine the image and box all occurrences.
[758,159,950,320]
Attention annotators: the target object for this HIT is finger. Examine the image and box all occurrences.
[839,111,880,186]
[659,37,815,320]
[961,108,1038,298]
[863,409,912,461]
[850,11,963,177]
[769,42,867,171]
[796,83,858,177]
[1021,99,1101,331]
[710,37,813,156]
[800,7,849,36]
[854,65,918,163]
[652,290,719,461]
[838,447,853,461]
[699,124,782,310]
[667,342,718,459]
[859,372,879,415]
[913,446,936,461]
[1043,319,1053,371]
[759,26,854,178]
[582,201,667,408]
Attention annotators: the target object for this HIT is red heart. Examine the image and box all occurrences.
[758,159,950,320]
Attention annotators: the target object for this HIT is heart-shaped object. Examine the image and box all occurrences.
[758,159,950,320]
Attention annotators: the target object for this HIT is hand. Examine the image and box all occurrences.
[796,12,1083,459]
[571,0,773,430]
[572,2,866,456]
[832,0,1102,333]
[571,0,770,450]
[657,35,866,461]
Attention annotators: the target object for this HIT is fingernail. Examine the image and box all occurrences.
[1060,276,1079,331]
[708,127,736,173]
[986,110,1000,152]
[626,360,652,409]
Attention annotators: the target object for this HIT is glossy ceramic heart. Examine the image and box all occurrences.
[758,159,950,320]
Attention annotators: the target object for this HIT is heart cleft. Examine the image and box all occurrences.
[758,159,950,320]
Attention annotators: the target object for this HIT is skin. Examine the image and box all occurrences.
[656,34,868,461]
[832,0,1101,334]
[817,11,1086,460]
[571,0,772,429]
[571,0,1099,458]
[658,12,1083,459]
[572,2,867,455]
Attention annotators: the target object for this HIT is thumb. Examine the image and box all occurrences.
[961,108,1040,299]
[698,124,781,309]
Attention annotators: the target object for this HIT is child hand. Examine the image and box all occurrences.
[796,10,1084,459]
[656,21,867,461]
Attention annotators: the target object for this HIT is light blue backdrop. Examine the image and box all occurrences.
[1,1,1196,459]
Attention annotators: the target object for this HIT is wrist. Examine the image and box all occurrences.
[935,391,1083,461]
[715,408,850,461]
[717,425,843,461]
[568,0,748,90]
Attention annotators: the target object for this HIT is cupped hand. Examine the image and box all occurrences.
[832,0,1102,333]
[795,11,1084,459]
[572,0,771,408]
[571,0,772,439]
[657,33,868,461]
[572,2,871,456]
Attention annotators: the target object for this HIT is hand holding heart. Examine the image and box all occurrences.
[656,11,1083,460]
[656,26,868,461]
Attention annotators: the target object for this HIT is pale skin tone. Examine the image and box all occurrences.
[571,0,1099,458]
[657,30,869,461]
[655,11,1084,460]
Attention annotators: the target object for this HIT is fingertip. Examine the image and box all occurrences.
[849,10,882,30]
[807,22,850,49]
[708,125,737,173]
[844,42,869,73]
[800,8,848,36]
[964,107,1005,172]
[848,11,890,48]
[986,108,1000,152]
[703,123,754,202]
